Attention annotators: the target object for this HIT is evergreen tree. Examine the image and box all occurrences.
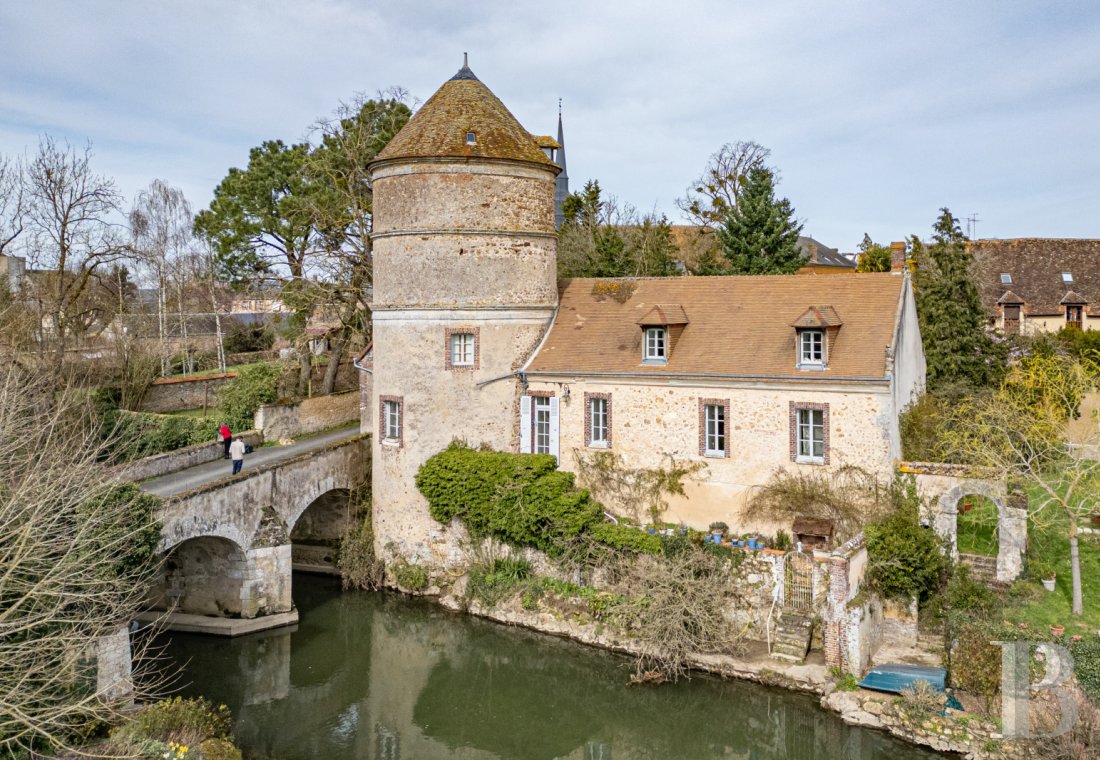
[716,167,804,274]
[855,233,892,273]
[915,208,1003,388]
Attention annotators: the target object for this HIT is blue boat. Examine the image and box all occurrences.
[858,663,947,694]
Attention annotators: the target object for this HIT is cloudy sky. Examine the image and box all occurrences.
[1,1,1097,251]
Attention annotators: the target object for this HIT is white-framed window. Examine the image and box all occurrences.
[589,397,608,447]
[643,327,667,363]
[703,403,726,457]
[796,407,825,463]
[799,329,825,366]
[1000,273,1012,285]
[533,396,552,454]
[1062,272,1074,284]
[1067,305,1083,329]
[382,398,401,443]
[450,332,475,367]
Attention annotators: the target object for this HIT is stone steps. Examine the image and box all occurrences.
[771,612,812,663]
[959,553,1003,587]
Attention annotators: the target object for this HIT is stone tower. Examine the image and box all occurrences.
[367,59,560,563]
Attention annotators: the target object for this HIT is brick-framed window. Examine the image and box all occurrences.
[698,398,730,458]
[584,392,612,448]
[379,395,403,447]
[445,327,480,370]
[790,401,829,464]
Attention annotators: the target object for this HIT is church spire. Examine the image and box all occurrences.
[554,100,569,228]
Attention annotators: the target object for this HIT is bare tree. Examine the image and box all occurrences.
[676,140,772,229]
[131,180,195,377]
[22,137,128,374]
[0,366,163,755]
[0,154,25,258]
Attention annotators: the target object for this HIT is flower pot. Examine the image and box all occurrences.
[736,540,745,548]
[648,528,656,535]
[1042,578,1057,592]
[1091,513,1100,528]
[1050,624,1065,637]
[712,532,723,541]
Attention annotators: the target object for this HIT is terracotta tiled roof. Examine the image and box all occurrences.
[636,304,689,325]
[972,238,1100,315]
[372,63,556,169]
[791,305,843,328]
[527,273,905,380]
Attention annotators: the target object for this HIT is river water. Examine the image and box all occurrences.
[165,574,945,760]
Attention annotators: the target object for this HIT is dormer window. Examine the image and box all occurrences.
[1000,273,1012,285]
[1063,272,1074,284]
[466,131,476,145]
[643,327,667,363]
[799,329,825,367]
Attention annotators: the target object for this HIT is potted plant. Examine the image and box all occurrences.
[1050,624,1065,637]
[773,529,792,552]
[1032,560,1057,591]
[1042,573,1057,592]
[709,521,728,540]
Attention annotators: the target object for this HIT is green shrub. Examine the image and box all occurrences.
[589,522,661,554]
[112,697,231,748]
[866,502,946,602]
[949,621,1002,714]
[773,529,792,551]
[78,483,161,578]
[216,362,280,431]
[391,560,428,591]
[466,558,532,607]
[416,443,602,555]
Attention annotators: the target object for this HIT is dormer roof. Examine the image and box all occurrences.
[1060,290,1089,305]
[372,60,557,169]
[791,305,843,329]
[526,273,904,380]
[636,304,689,326]
[997,290,1025,305]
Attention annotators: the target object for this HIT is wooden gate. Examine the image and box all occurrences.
[785,550,814,611]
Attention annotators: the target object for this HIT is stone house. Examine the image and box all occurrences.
[364,60,925,561]
[972,238,1100,334]
[521,273,924,531]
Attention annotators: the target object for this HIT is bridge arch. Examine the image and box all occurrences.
[153,535,250,617]
[289,488,356,572]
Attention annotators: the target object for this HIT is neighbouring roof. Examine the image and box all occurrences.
[791,305,843,328]
[972,238,1100,315]
[797,236,856,269]
[372,62,557,169]
[527,273,904,380]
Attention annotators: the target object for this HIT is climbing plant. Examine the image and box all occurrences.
[572,449,706,525]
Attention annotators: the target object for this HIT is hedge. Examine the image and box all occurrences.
[588,522,661,554]
[416,443,601,555]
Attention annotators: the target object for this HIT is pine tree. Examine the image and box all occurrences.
[716,167,804,274]
[915,208,1003,388]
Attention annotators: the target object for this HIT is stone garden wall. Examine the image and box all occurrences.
[254,390,358,440]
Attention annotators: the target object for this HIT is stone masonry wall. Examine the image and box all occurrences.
[254,390,358,440]
[527,378,895,532]
[112,430,263,482]
[138,373,236,412]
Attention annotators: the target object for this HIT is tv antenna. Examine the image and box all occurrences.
[966,213,981,240]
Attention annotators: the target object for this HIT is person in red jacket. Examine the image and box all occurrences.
[219,423,232,459]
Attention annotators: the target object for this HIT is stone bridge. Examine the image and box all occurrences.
[145,433,370,633]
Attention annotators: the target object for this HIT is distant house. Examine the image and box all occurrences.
[521,272,924,530]
[972,238,1100,334]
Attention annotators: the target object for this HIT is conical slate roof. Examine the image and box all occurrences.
[373,61,557,169]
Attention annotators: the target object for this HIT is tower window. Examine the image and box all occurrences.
[379,396,403,446]
[466,131,476,145]
[445,327,479,370]
[1000,273,1012,285]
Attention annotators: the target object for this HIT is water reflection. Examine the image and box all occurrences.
[166,575,944,760]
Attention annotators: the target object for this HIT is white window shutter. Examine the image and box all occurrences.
[519,395,532,453]
[549,396,560,462]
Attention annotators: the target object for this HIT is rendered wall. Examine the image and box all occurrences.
[526,378,894,532]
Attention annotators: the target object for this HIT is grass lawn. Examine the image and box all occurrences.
[1001,483,1100,634]
[956,495,999,557]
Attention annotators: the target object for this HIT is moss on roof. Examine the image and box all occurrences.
[373,64,557,169]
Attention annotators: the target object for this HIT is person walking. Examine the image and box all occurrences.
[229,436,246,475]
[219,422,232,458]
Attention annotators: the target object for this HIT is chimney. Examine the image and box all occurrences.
[890,242,907,272]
